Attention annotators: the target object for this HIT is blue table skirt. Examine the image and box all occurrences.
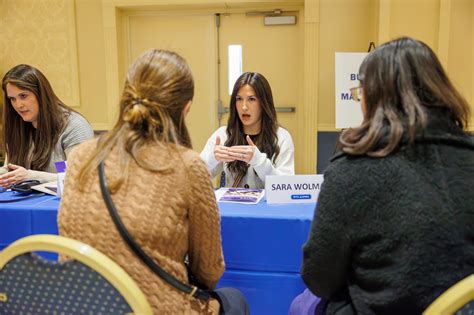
[0,192,59,248]
[219,200,315,273]
[0,192,316,273]
[0,191,316,314]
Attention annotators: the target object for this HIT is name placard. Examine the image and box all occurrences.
[265,175,324,204]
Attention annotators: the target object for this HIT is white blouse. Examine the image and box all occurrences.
[200,126,295,189]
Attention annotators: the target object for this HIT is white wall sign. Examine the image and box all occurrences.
[265,175,324,204]
[335,52,368,129]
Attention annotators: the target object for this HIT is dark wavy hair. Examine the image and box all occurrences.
[339,37,471,157]
[2,64,72,170]
[225,72,280,177]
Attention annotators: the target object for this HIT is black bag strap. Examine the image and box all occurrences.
[98,161,211,301]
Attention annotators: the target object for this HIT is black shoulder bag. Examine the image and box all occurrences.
[98,161,212,301]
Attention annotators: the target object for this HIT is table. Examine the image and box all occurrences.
[0,191,315,315]
[0,192,59,251]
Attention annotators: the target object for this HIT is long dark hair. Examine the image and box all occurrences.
[77,49,194,192]
[339,37,471,157]
[225,72,280,177]
[2,64,72,170]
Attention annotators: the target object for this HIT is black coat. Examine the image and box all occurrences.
[301,115,474,315]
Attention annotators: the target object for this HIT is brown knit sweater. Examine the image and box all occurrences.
[58,139,225,314]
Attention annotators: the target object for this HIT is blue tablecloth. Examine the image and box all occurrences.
[219,200,315,273]
[0,191,316,314]
[0,192,59,250]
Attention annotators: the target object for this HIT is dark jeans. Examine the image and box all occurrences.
[213,287,250,315]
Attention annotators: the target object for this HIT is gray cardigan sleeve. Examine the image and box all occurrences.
[60,112,94,151]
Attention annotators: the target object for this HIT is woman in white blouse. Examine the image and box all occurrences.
[201,72,294,189]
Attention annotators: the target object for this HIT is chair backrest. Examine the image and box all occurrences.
[424,274,474,315]
[0,234,153,315]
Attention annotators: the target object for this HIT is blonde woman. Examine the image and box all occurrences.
[59,50,248,314]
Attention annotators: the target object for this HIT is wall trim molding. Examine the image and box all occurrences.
[317,124,339,132]
[66,1,81,108]
[91,123,111,131]
[472,0,474,117]
[437,0,451,68]
[300,0,319,174]
[377,0,390,45]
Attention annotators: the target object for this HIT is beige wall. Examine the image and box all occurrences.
[448,0,472,112]
[318,0,474,133]
[389,0,440,48]
[0,0,108,130]
[75,0,109,130]
[318,0,377,131]
[0,0,80,109]
[0,0,473,172]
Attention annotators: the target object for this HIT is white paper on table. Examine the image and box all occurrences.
[32,181,57,196]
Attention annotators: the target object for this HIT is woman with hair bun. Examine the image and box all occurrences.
[59,50,248,314]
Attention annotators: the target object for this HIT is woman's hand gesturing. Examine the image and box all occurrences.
[214,136,236,162]
[227,135,256,164]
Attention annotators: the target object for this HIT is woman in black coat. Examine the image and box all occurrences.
[301,37,474,315]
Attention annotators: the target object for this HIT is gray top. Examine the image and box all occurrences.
[45,111,94,173]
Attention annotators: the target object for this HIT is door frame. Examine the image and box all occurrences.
[101,0,319,173]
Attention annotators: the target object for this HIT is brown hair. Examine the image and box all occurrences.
[225,72,280,177]
[77,49,194,191]
[339,37,471,157]
[2,64,72,170]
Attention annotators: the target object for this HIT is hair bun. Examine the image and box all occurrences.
[123,102,149,126]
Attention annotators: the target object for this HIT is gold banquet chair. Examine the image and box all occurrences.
[424,274,474,315]
[0,234,152,315]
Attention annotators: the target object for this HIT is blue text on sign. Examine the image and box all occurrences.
[350,73,361,81]
[341,93,355,101]
[291,194,312,200]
